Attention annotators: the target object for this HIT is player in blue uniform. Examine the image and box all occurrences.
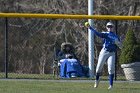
[85,22,122,89]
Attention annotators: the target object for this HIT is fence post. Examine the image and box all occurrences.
[115,20,118,80]
[4,17,8,78]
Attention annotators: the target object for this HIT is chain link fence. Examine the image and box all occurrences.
[0,18,5,78]
[0,17,139,80]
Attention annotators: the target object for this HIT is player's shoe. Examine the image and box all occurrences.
[108,85,113,90]
[94,80,100,88]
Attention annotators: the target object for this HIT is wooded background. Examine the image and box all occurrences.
[0,0,139,75]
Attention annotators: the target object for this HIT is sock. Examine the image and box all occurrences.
[96,73,100,81]
[109,74,114,86]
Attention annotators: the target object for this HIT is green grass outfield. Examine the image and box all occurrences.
[0,73,126,80]
[0,79,140,93]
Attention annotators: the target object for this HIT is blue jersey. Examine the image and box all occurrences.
[89,27,120,52]
[60,59,84,78]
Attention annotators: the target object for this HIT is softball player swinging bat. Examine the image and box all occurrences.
[85,22,122,89]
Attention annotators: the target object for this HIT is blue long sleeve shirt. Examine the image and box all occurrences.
[89,27,120,52]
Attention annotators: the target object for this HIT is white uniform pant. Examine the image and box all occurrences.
[96,48,115,75]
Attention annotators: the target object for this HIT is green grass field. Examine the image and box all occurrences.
[0,79,140,93]
[0,73,126,81]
